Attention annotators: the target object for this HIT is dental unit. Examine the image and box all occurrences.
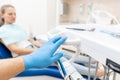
[47,28,86,80]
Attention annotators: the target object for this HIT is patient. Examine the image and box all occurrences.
[0,4,41,57]
[0,4,104,78]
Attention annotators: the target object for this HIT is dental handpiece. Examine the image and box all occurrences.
[63,39,81,63]
[47,29,85,80]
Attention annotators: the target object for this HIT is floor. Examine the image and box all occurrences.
[109,73,120,80]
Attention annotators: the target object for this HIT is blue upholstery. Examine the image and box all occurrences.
[0,42,63,79]
[17,66,63,78]
[0,42,12,59]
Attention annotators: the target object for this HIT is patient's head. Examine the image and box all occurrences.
[0,4,16,25]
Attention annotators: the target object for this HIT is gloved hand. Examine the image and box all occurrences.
[23,36,67,69]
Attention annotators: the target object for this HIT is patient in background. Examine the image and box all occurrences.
[0,4,104,78]
[0,4,41,57]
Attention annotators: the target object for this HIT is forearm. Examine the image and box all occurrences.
[6,43,35,55]
[28,38,41,47]
[13,48,35,55]
[0,57,25,80]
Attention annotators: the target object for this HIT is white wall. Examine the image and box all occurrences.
[0,0,48,36]
[47,0,57,30]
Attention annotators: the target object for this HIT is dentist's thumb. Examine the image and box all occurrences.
[51,53,63,63]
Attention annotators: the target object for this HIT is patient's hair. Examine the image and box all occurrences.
[0,4,15,26]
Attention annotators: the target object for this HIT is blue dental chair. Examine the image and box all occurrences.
[0,42,100,80]
[0,42,63,79]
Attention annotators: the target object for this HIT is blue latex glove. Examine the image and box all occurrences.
[23,36,67,69]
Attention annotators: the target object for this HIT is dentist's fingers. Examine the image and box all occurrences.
[54,36,67,48]
[50,36,61,43]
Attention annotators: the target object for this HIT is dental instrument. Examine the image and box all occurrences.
[100,30,120,39]
[56,38,85,80]
[66,27,95,32]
